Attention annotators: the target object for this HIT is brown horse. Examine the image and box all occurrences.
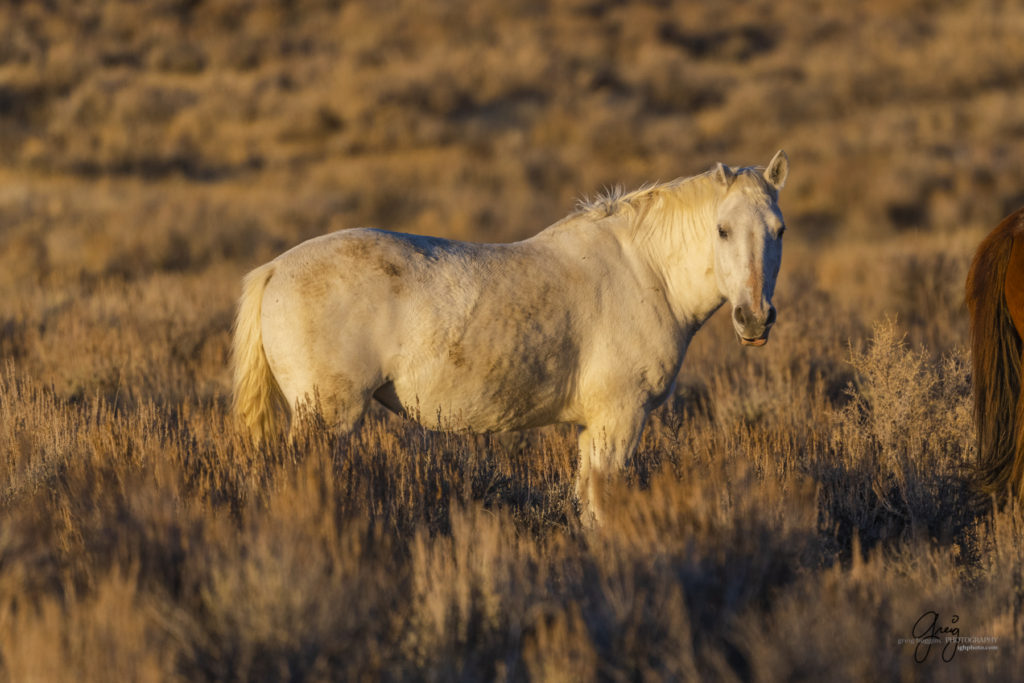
[966,207,1024,503]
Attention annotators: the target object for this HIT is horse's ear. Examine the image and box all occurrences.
[764,149,789,190]
[714,162,734,187]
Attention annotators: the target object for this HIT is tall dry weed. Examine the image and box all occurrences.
[822,318,974,546]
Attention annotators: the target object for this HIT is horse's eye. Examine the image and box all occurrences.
[777,225,786,239]
[717,225,729,239]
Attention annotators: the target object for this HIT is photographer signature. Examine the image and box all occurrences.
[911,610,959,663]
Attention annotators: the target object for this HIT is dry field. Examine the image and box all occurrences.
[1,0,1023,680]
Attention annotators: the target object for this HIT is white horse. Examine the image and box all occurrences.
[232,151,789,525]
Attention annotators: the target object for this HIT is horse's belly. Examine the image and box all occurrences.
[391,364,573,433]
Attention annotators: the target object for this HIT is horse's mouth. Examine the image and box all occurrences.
[739,335,769,347]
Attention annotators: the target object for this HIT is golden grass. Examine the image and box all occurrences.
[1,0,1023,679]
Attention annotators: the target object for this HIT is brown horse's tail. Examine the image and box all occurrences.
[966,210,1024,502]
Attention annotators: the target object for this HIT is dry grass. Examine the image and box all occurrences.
[1,0,1023,679]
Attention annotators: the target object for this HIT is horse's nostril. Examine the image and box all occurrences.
[733,305,747,326]
[766,306,777,326]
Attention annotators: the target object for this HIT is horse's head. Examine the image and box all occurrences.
[711,150,789,347]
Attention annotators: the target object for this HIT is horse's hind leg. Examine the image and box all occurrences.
[282,370,375,439]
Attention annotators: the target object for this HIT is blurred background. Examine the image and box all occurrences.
[4,0,1024,241]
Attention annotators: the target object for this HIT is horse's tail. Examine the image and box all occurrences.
[231,262,286,443]
[966,210,1024,502]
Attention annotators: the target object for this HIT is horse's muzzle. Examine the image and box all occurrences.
[734,304,776,347]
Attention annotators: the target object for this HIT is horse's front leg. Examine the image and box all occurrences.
[575,410,647,528]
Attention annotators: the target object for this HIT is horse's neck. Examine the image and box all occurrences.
[632,196,725,331]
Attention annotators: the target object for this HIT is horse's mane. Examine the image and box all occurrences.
[967,209,1024,502]
[576,180,671,217]
[573,166,770,242]
[575,171,716,217]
